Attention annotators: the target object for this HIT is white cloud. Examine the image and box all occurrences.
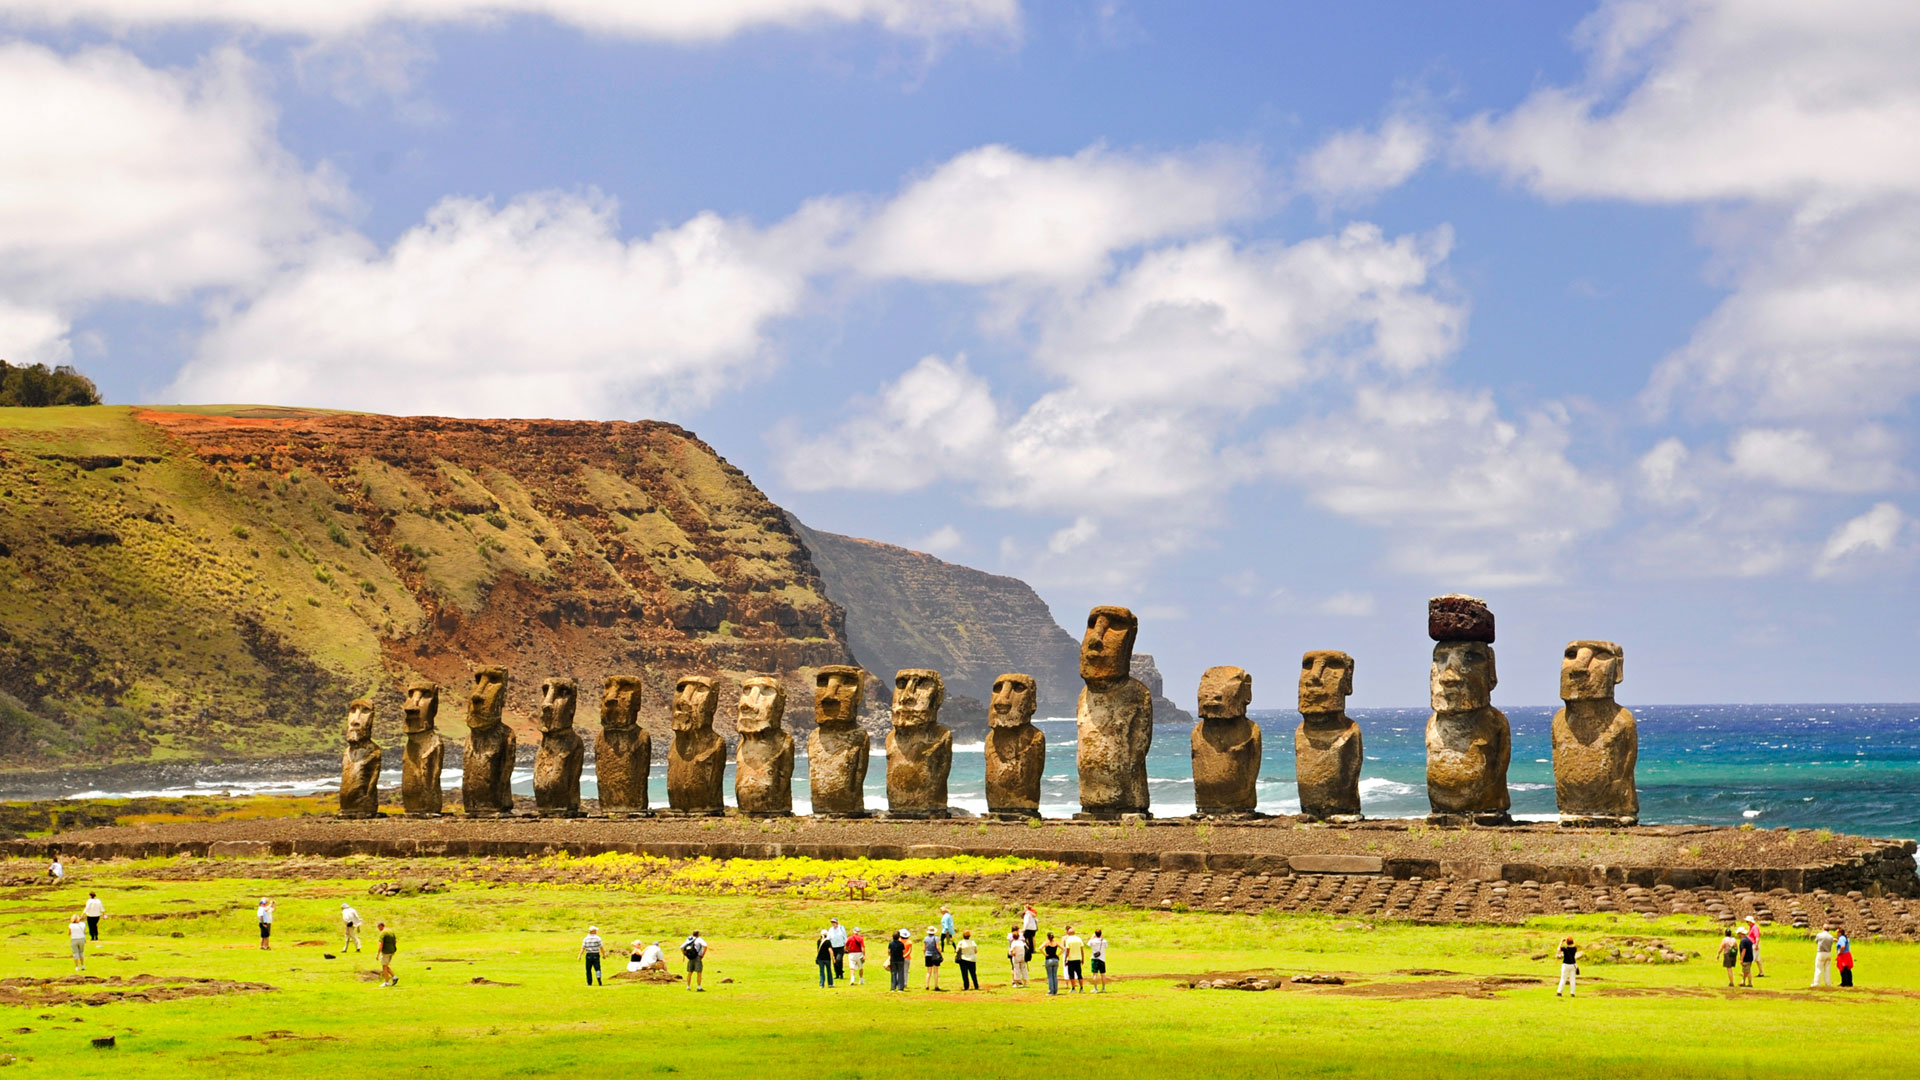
[776,354,1002,492]
[1727,425,1905,494]
[0,0,1019,41]
[1297,115,1433,204]
[168,192,819,419]
[0,301,72,367]
[1813,501,1907,578]
[1316,591,1377,617]
[845,143,1262,283]
[911,524,965,555]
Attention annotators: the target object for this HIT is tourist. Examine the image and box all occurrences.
[682,930,709,991]
[341,902,363,952]
[827,917,848,979]
[1836,929,1854,987]
[939,906,955,952]
[631,939,665,972]
[887,928,909,992]
[376,921,398,987]
[1041,932,1061,995]
[811,930,833,988]
[1745,916,1765,977]
[1555,936,1578,997]
[923,924,945,990]
[84,892,105,941]
[956,929,979,990]
[580,925,605,986]
[68,913,86,972]
[1811,924,1835,988]
[1088,929,1108,992]
[1022,905,1039,959]
[845,926,866,985]
[1718,927,1739,987]
[1738,927,1756,987]
[1061,925,1085,993]
[1008,929,1029,988]
[49,855,63,883]
[257,897,275,950]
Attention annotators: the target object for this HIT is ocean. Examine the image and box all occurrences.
[48,703,1920,841]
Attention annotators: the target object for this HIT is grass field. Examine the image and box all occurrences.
[3,857,1918,1079]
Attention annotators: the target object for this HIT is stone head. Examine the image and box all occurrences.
[989,674,1037,728]
[345,698,375,743]
[891,669,944,730]
[1560,640,1624,703]
[538,678,577,733]
[672,676,718,734]
[467,667,508,730]
[737,677,787,735]
[1430,641,1497,712]
[401,681,440,734]
[812,666,865,729]
[1298,650,1355,714]
[1197,666,1252,720]
[600,676,643,731]
[1080,606,1138,683]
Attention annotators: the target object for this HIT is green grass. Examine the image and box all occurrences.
[3,858,1917,1078]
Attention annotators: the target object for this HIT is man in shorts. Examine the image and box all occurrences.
[682,930,709,991]
[256,897,274,950]
[377,921,398,987]
[845,926,866,985]
[1087,928,1108,992]
[1061,925,1085,993]
[1737,929,1755,987]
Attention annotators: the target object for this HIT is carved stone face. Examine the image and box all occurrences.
[891,669,944,729]
[1197,666,1252,719]
[1080,606,1138,682]
[1431,642,1497,712]
[345,699,375,743]
[1298,650,1355,713]
[672,676,718,733]
[467,667,507,730]
[813,666,865,729]
[737,677,786,735]
[402,682,439,734]
[1560,640,1623,702]
[538,679,577,733]
[989,674,1037,728]
[600,676,643,731]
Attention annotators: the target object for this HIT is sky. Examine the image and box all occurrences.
[4,1,1920,708]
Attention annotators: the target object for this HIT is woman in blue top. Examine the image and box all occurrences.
[939,906,955,951]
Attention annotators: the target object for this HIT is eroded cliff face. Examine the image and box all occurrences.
[0,406,854,765]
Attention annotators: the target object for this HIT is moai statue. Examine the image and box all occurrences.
[885,669,953,818]
[984,673,1045,818]
[1295,651,1363,821]
[1076,606,1153,818]
[665,675,725,815]
[399,681,444,816]
[533,678,584,817]
[807,665,870,817]
[1425,596,1511,823]
[1191,666,1260,817]
[339,698,383,818]
[734,677,795,816]
[595,676,651,816]
[462,666,517,817]
[1552,641,1639,826]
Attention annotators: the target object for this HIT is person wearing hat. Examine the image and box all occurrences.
[580,925,606,986]
[827,917,849,979]
[845,926,867,985]
[1745,916,1765,977]
[256,897,274,950]
[939,906,955,952]
[631,939,666,972]
[340,902,363,952]
[887,928,910,992]
[922,924,945,990]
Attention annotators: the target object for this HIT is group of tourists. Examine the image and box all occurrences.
[1717,915,1857,989]
[575,929,686,987]
[807,904,1109,995]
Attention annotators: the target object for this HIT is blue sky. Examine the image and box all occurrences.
[5,1,1919,707]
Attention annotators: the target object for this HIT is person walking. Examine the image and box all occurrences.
[828,918,849,980]
[1718,927,1739,987]
[1061,925,1086,993]
[887,928,909,992]
[341,902,363,952]
[1088,929,1108,992]
[1041,932,1061,995]
[939,907,956,953]
[68,913,86,972]
[1021,905,1039,960]
[923,925,945,991]
[1811,925,1835,988]
[580,925,606,986]
[846,926,866,985]
[1008,929,1029,988]
[1555,936,1578,997]
[376,921,398,987]
[682,930,709,991]
[1746,916,1765,977]
[83,892,104,941]
[815,930,836,988]
[256,897,275,950]
[1738,927,1756,987]
[956,930,979,990]
[1836,930,1854,987]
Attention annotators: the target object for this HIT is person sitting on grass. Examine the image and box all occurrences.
[377,922,398,987]
[580,925,605,986]
[1555,936,1578,998]
[682,930,709,991]
[631,939,665,972]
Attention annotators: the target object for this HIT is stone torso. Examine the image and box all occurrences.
[534,729,585,814]
[667,730,726,812]
[400,732,444,814]
[1191,717,1260,814]
[807,727,871,814]
[1424,706,1510,814]
[340,741,382,816]
[462,724,517,814]
[1551,704,1638,818]
[735,730,796,814]
[885,724,953,812]
[1076,678,1152,814]
[1294,716,1362,818]
[594,726,651,813]
[985,725,1046,813]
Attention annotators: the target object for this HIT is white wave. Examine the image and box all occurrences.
[1742,809,1763,818]
[1510,782,1551,792]
[1356,777,1417,797]
[1512,813,1558,823]
[952,742,986,754]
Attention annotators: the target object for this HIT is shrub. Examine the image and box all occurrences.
[0,360,101,406]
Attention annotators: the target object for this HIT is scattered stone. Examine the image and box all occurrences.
[90,1036,114,1049]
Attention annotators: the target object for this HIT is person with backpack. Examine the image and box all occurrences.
[377,922,399,987]
[682,930,709,991]
[815,930,836,988]
[1555,936,1578,997]
[341,902,363,952]
[1718,927,1739,987]
[580,925,606,986]
[922,925,944,991]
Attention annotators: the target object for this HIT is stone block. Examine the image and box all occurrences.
[1205,852,1251,872]
[208,840,270,858]
[1290,855,1384,875]
[1159,851,1207,871]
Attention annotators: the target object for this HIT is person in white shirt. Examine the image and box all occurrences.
[827,918,849,979]
[341,903,363,952]
[49,858,64,883]
[683,931,709,991]
[1088,930,1109,992]
[1007,930,1029,987]
[257,897,274,950]
[84,893,105,941]
[68,913,87,971]
[630,940,665,972]
[1812,925,1836,988]
[579,925,605,986]
[1021,905,1039,960]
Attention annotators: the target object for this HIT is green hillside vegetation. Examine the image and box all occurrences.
[0,361,101,407]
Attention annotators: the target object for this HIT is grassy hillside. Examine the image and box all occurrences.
[0,406,853,770]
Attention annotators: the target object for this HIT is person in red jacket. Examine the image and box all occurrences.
[845,927,867,985]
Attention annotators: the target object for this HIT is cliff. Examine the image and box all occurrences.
[1132,653,1196,726]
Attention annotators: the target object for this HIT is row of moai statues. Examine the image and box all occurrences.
[339,597,1638,825]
